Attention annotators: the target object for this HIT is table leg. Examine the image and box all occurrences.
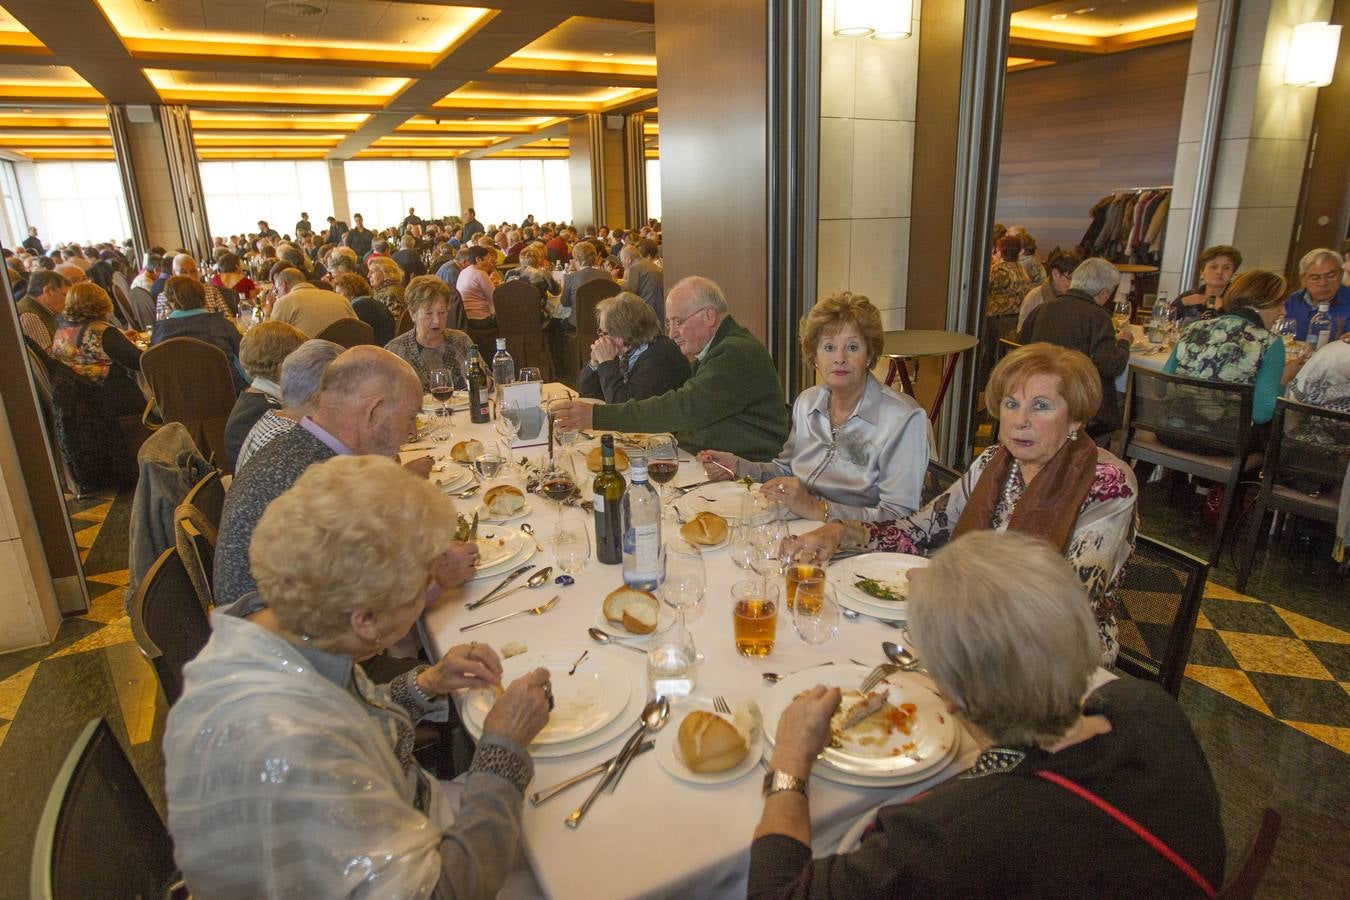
[928,352,961,422]
[887,357,915,397]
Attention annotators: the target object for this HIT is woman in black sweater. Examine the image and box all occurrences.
[750,530,1226,899]
[578,291,690,403]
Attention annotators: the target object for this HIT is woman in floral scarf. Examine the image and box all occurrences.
[786,343,1137,665]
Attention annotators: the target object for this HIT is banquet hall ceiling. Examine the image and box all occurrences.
[0,0,1190,162]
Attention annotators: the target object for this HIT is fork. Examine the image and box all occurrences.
[859,664,893,693]
[460,595,560,632]
[713,695,732,715]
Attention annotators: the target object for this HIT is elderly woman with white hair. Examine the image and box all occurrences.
[234,338,343,471]
[578,291,690,403]
[165,455,553,898]
[750,530,1226,899]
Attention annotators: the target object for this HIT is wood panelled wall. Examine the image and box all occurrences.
[994,41,1190,255]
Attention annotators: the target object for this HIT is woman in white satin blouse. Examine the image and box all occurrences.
[699,293,930,522]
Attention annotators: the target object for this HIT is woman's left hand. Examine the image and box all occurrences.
[761,477,821,520]
[590,335,621,365]
[430,540,479,590]
[418,641,504,695]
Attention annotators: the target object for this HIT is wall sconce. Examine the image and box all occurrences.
[834,0,914,40]
[1284,22,1341,87]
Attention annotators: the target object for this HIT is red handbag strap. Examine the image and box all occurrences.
[1036,770,1216,898]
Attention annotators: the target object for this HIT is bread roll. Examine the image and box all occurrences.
[603,586,658,633]
[677,711,748,772]
[680,511,728,546]
[484,485,527,518]
[621,595,659,634]
[586,445,629,473]
[451,439,484,462]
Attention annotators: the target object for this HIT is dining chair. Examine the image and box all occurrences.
[1235,398,1349,592]
[128,547,213,706]
[1113,534,1208,697]
[30,718,185,900]
[174,501,218,612]
[1115,366,1259,564]
[315,316,376,348]
[1216,808,1282,899]
[126,286,156,331]
[109,282,138,331]
[574,278,622,375]
[395,308,413,337]
[182,469,225,533]
[921,459,962,505]
[141,336,239,474]
[494,279,554,380]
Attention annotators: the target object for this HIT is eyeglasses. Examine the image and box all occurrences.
[596,328,609,337]
[665,306,712,331]
[1305,271,1340,284]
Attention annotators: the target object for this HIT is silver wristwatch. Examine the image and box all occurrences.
[762,769,809,799]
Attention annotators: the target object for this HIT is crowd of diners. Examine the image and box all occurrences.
[8,212,1350,897]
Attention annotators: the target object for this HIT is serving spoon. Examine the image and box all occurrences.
[587,627,648,655]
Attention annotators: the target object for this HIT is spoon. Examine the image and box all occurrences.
[566,697,669,827]
[882,641,919,669]
[840,607,904,628]
[587,627,648,655]
[520,522,543,552]
[454,484,481,500]
[762,660,835,683]
[484,566,551,605]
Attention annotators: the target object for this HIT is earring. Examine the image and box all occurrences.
[1067,427,1079,441]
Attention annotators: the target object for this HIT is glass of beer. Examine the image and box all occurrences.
[785,561,826,612]
[732,580,779,657]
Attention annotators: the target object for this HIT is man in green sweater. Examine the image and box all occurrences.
[551,276,789,460]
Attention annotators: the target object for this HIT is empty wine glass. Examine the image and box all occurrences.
[749,512,790,589]
[552,517,590,574]
[791,584,839,646]
[518,366,542,382]
[661,539,706,629]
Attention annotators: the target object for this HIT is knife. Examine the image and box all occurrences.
[671,478,717,496]
[528,741,655,806]
[469,511,479,541]
[468,563,534,610]
[602,722,654,795]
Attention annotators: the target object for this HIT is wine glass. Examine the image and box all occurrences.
[1112,297,1134,334]
[552,518,590,574]
[496,400,522,472]
[518,366,542,382]
[473,440,506,481]
[539,452,577,524]
[429,367,454,435]
[728,490,764,569]
[791,584,839,646]
[661,539,706,629]
[646,434,680,521]
[749,511,790,591]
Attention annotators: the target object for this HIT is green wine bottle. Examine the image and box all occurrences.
[467,348,489,424]
[593,435,625,565]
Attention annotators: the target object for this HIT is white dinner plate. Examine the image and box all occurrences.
[762,664,958,780]
[829,553,929,619]
[462,648,632,747]
[809,735,961,789]
[674,481,774,523]
[473,499,533,524]
[467,531,535,580]
[592,604,675,641]
[461,659,647,759]
[433,465,475,493]
[655,716,763,786]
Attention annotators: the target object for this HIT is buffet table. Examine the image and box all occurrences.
[414,393,981,899]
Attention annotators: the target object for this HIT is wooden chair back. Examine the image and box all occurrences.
[575,278,621,374]
[140,337,238,473]
[315,317,375,348]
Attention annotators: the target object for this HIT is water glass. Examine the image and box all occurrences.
[661,539,706,626]
[647,624,697,702]
[518,367,543,382]
[785,561,826,612]
[473,442,506,480]
[552,519,590,574]
[791,584,839,646]
[732,580,779,657]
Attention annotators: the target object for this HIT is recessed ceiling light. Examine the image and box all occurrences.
[1050,13,1068,20]
[603,52,614,57]
[21,108,31,113]
[400,39,408,44]
[1073,7,1096,13]
[159,26,170,31]
[283,32,295,38]
[418,15,430,21]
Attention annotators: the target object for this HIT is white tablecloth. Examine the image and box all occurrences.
[1116,324,1171,392]
[417,405,979,899]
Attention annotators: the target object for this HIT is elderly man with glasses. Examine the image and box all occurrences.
[1283,248,1349,341]
[551,275,789,460]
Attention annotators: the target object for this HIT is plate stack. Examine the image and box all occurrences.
[761,663,959,787]
[469,528,537,580]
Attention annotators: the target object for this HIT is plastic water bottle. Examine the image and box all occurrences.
[622,455,663,590]
[1309,302,1332,350]
[491,338,514,409]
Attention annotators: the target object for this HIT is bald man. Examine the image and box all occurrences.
[54,263,87,286]
[214,346,472,607]
[154,253,233,319]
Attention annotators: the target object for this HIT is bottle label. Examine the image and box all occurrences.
[594,496,603,513]
[630,523,661,574]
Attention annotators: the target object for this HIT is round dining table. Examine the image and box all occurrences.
[410,389,983,899]
[880,330,979,433]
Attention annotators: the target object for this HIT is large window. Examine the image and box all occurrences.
[344,160,459,230]
[645,158,661,222]
[0,161,23,249]
[33,162,132,245]
[200,160,333,239]
[468,159,570,226]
